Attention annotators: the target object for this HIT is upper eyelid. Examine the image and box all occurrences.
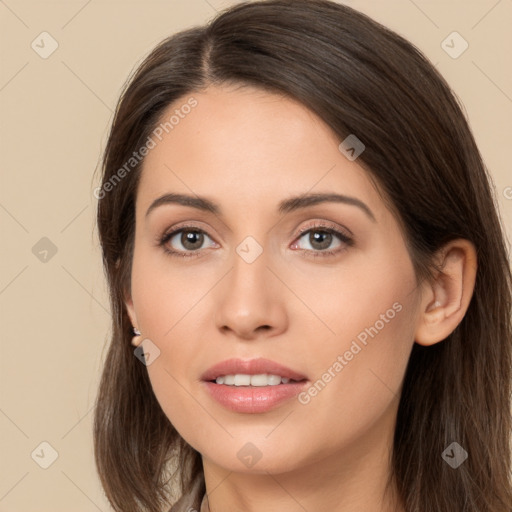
[295,221,352,237]
[155,207,357,234]
[162,220,348,235]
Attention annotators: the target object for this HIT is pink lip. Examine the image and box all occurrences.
[200,358,309,414]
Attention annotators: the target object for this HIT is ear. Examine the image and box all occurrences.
[124,285,142,347]
[414,239,477,346]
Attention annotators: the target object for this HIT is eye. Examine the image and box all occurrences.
[157,222,354,259]
[290,223,354,257]
[159,226,217,258]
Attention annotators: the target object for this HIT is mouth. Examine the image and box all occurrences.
[200,358,309,413]
[209,374,306,386]
[200,357,308,383]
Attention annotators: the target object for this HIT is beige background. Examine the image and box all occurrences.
[0,0,511,510]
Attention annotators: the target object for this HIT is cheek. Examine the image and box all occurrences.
[130,244,215,337]
[293,244,418,417]
[290,297,416,456]
[291,242,417,359]
[129,247,216,435]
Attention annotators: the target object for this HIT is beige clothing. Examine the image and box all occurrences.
[169,473,209,512]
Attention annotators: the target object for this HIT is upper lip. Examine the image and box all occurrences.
[201,358,308,382]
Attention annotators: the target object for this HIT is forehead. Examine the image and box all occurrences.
[136,84,383,218]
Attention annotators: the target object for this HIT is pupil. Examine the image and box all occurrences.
[310,231,331,250]
[182,231,203,250]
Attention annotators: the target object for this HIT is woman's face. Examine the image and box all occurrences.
[126,84,424,474]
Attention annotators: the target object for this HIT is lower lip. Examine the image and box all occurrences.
[203,380,309,413]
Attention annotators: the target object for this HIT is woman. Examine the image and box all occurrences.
[93,1,512,511]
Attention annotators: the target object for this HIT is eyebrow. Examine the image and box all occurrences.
[145,192,376,222]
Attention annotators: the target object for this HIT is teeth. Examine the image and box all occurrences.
[234,374,251,386]
[215,374,293,386]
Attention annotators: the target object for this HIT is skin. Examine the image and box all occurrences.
[125,84,477,512]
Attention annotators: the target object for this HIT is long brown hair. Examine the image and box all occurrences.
[93,1,512,510]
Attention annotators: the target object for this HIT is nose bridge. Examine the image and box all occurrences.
[232,239,269,295]
[213,235,288,337]
[228,237,274,310]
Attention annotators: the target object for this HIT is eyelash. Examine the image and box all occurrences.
[157,221,354,260]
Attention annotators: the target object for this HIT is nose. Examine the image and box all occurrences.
[213,247,289,341]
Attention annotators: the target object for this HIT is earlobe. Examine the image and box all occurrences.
[414,239,477,347]
[131,328,143,347]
